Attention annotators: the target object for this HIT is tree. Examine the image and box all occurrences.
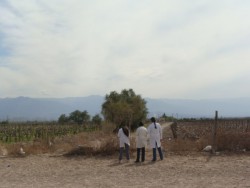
[101,89,148,130]
[92,114,102,126]
[58,114,68,124]
[69,110,90,125]
[160,113,176,121]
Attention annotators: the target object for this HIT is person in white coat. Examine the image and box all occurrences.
[147,117,163,161]
[135,122,148,163]
[117,126,130,163]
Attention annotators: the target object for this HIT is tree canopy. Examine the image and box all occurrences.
[101,89,148,130]
[58,110,90,125]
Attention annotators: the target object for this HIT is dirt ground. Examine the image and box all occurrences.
[0,152,249,188]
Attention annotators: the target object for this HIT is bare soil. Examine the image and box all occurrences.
[0,151,249,187]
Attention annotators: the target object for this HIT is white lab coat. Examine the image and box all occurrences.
[136,126,148,148]
[147,122,162,148]
[118,128,130,147]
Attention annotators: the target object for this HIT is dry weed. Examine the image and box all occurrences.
[216,132,250,151]
[2,121,248,157]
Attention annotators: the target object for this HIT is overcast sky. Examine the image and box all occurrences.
[0,0,250,99]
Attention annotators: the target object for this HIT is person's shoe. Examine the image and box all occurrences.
[135,160,140,163]
[151,159,156,162]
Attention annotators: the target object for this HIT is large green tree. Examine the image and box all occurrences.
[101,89,148,130]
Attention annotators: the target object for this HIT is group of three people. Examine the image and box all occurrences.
[118,117,164,163]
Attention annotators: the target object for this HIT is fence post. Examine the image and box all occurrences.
[170,121,178,139]
[212,110,218,154]
[18,124,21,142]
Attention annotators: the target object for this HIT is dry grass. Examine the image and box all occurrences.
[1,122,249,158]
[163,122,250,153]
[0,128,137,157]
[216,132,250,151]
[165,135,249,153]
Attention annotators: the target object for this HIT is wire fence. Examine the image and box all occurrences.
[172,117,250,151]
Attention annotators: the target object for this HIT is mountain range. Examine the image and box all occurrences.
[0,96,249,121]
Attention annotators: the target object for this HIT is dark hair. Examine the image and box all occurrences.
[150,117,157,129]
[139,121,144,126]
[122,126,129,137]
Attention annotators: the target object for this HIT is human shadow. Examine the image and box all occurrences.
[108,162,124,167]
[123,160,159,167]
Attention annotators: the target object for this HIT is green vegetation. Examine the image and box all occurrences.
[58,110,91,125]
[1,89,249,156]
[0,122,100,143]
[0,88,148,143]
[101,89,148,130]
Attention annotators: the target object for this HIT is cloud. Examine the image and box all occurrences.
[0,0,250,99]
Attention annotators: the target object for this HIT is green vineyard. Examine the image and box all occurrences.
[0,122,100,143]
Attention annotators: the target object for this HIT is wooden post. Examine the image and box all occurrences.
[170,121,178,139]
[18,124,21,142]
[212,111,218,154]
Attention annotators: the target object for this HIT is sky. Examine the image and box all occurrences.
[0,0,250,99]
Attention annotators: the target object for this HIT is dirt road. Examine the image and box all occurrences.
[0,153,249,188]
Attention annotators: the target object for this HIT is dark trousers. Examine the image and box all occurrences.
[152,142,163,161]
[119,143,130,161]
[135,147,145,162]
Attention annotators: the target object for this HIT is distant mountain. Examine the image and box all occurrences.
[0,96,249,121]
[0,96,104,121]
[145,98,250,118]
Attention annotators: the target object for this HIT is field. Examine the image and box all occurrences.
[0,122,249,187]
